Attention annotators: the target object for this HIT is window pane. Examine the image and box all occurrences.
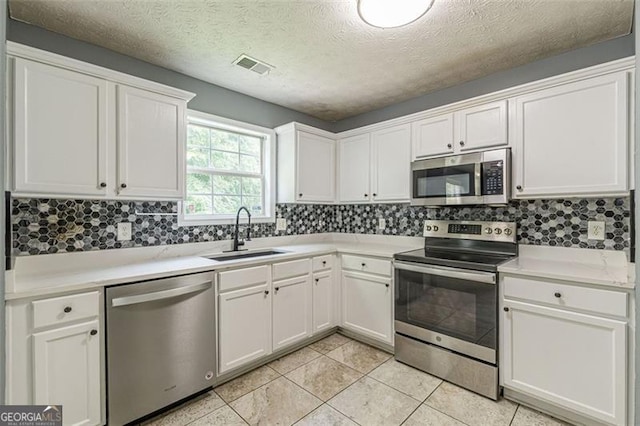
[243,196,263,215]
[187,148,210,168]
[242,177,262,196]
[188,125,210,148]
[187,173,212,194]
[184,195,213,215]
[213,175,241,195]
[211,150,240,171]
[239,154,261,173]
[211,129,240,152]
[213,195,241,215]
[239,136,261,155]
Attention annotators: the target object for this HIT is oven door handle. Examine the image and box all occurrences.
[394,261,496,285]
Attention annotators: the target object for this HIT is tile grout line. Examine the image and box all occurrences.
[421,382,476,426]
[215,368,283,405]
[508,404,521,426]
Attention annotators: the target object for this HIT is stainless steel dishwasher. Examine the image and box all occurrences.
[106,272,216,425]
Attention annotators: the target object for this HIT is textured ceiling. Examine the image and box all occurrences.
[9,0,634,121]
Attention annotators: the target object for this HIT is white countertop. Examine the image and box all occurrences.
[5,234,422,300]
[498,245,635,290]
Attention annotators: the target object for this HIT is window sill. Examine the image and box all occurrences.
[178,215,275,227]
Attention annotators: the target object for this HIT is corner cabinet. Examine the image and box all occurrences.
[501,275,629,426]
[511,72,630,198]
[340,255,393,345]
[338,123,411,203]
[6,290,104,426]
[276,123,336,203]
[8,44,195,200]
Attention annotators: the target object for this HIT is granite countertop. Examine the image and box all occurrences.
[498,245,635,290]
[5,240,420,300]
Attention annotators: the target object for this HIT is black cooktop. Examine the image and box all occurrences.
[394,248,515,273]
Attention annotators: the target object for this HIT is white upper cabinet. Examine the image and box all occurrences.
[371,124,411,202]
[116,85,185,199]
[512,72,629,198]
[412,101,507,160]
[339,124,411,203]
[338,134,371,203]
[9,44,195,200]
[276,123,336,203]
[12,58,109,196]
[456,100,508,151]
[412,114,455,159]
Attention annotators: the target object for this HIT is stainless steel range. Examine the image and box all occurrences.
[393,220,517,400]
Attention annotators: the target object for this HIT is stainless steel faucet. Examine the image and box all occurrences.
[232,206,252,251]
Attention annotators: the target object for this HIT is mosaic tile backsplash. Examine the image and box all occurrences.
[11,197,631,256]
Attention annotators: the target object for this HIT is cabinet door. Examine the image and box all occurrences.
[33,321,101,426]
[13,58,108,196]
[371,124,411,202]
[312,270,333,333]
[411,114,454,159]
[513,73,629,198]
[502,300,626,425]
[219,283,272,374]
[342,271,392,344]
[273,275,312,350]
[296,131,335,202]
[117,85,185,199]
[456,100,508,151]
[338,134,371,203]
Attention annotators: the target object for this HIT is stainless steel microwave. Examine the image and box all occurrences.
[411,148,511,206]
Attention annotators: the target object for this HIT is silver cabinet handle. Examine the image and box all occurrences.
[112,281,211,307]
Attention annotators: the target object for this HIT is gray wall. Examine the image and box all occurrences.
[335,33,635,132]
[6,19,333,132]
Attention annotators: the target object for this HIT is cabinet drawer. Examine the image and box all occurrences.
[503,276,627,317]
[219,265,269,293]
[32,291,100,329]
[312,255,333,271]
[273,258,310,281]
[342,255,391,277]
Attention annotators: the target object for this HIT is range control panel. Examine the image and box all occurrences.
[423,220,516,243]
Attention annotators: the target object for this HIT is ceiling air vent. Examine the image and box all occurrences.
[233,54,274,75]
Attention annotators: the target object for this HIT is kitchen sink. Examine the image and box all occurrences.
[206,249,289,262]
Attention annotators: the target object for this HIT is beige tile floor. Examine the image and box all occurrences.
[144,333,571,426]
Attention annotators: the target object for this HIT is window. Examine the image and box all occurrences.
[179,110,275,225]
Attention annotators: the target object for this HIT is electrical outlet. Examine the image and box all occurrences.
[378,218,386,230]
[117,222,132,241]
[587,221,605,240]
[276,218,287,231]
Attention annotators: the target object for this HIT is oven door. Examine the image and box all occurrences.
[394,261,497,364]
[411,160,482,206]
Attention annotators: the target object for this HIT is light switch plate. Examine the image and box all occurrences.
[587,221,605,240]
[117,222,132,241]
[276,218,287,231]
[378,218,386,230]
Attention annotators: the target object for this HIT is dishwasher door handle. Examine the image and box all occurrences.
[111,281,212,307]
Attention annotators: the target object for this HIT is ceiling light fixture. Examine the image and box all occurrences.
[358,0,434,28]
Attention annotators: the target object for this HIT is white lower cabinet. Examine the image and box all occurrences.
[6,290,103,426]
[218,282,272,375]
[501,277,628,426]
[341,256,393,346]
[272,275,312,350]
[33,321,101,426]
[312,270,333,333]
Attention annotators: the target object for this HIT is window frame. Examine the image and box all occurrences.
[178,110,276,226]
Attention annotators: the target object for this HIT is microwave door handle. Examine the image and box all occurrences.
[394,261,496,285]
[474,162,482,197]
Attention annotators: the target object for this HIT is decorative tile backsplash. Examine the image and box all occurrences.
[11,197,631,256]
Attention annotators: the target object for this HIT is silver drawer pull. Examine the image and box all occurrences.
[112,281,211,307]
